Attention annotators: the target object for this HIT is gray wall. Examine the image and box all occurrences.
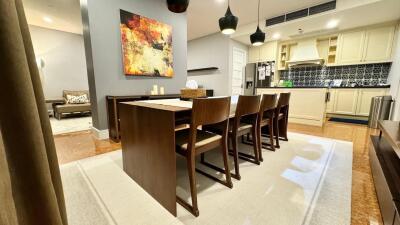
[187,33,230,96]
[187,33,248,96]
[82,0,187,130]
[29,25,89,99]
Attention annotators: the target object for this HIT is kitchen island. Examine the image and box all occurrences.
[257,86,390,127]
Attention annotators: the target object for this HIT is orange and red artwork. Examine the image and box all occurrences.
[120,10,174,77]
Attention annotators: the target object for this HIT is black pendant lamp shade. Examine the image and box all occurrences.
[250,26,265,46]
[250,0,265,46]
[167,0,190,13]
[219,4,238,35]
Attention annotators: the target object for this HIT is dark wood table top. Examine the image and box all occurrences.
[379,120,400,157]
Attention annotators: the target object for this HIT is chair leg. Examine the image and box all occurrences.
[231,136,241,180]
[257,124,263,162]
[274,118,280,148]
[187,154,199,217]
[251,127,260,165]
[221,138,233,188]
[268,118,276,152]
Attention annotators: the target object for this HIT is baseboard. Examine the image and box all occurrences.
[91,127,109,140]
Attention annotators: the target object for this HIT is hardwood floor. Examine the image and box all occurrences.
[54,130,120,164]
[53,120,382,224]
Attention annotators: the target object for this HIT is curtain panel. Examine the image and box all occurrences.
[0,0,68,224]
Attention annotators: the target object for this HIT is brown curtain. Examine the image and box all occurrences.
[0,0,68,224]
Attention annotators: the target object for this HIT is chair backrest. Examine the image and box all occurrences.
[259,94,277,113]
[277,92,290,107]
[258,94,277,122]
[191,97,231,127]
[235,95,261,118]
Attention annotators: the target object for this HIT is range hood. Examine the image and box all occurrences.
[286,39,324,67]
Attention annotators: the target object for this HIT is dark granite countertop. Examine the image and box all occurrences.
[257,85,391,89]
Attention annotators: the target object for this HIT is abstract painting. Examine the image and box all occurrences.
[120,10,174,77]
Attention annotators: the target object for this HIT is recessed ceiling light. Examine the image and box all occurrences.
[272,33,281,39]
[43,16,53,23]
[215,0,225,4]
[326,19,339,29]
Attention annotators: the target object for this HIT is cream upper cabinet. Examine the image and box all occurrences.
[260,41,278,61]
[363,26,395,62]
[337,30,365,65]
[355,88,388,116]
[336,25,396,65]
[333,89,359,115]
[248,46,260,63]
[326,89,336,113]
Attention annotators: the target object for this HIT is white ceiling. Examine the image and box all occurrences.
[187,0,331,40]
[23,0,82,34]
[22,0,400,45]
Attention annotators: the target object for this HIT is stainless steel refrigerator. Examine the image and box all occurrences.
[244,61,275,95]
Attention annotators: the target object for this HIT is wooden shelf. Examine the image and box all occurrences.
[187,67,218,73]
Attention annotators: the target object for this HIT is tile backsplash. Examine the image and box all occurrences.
[279,63,391,87]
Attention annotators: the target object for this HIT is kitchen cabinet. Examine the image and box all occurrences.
[260,41,278,61]
[356,88,388,116]
[336,25,396,65]
[333,89,359,115]
[248,41,278,63]
[326,89,336,113]
[363,26,395,62]
[248,46,260,63]
[328,88,389,116]
[336,30,365,64]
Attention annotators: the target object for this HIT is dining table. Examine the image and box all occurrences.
[119,97,238,216]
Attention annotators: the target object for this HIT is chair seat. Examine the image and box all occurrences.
[204,122,252,135]
[175,129,222,151]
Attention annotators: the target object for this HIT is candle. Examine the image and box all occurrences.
[160,87,165,95]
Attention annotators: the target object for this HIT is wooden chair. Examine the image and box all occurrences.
[175,97,232,217]
[272,92,291,148]
[202,95,261,180]
[256,94,278,160]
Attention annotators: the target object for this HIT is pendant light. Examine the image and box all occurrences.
[250,0,265,46]
[167,0,190,13]
[219,0,238,35]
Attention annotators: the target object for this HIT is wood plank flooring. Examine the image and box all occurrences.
[54,121,383,225]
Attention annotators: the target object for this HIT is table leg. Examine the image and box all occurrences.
[120,104,177,216]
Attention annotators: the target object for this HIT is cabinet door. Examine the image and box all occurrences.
[333,89,359,115]
[337,30,365,65]
[356,89,387,116]
[363,26,395,62]
[248,46,260,63]
[260,41,277,61]
[326,89,336,113]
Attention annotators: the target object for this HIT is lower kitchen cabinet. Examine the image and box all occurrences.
[333,89,359,115]
[327,88,389,117]
[356,89,388,116]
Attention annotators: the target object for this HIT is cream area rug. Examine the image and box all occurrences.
[50,116,92,135]
[60,132,352,225]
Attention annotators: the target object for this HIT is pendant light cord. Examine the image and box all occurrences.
[257,0,260,27]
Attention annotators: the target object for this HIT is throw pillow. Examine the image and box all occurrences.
[66,94,89,104]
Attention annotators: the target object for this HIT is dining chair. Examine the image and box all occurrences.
[271,92,291,148]
[175,97,232,217]
[256,94,278,160]
[202,95,261,180]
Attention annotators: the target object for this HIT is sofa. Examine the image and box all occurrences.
[53,90,91,120]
